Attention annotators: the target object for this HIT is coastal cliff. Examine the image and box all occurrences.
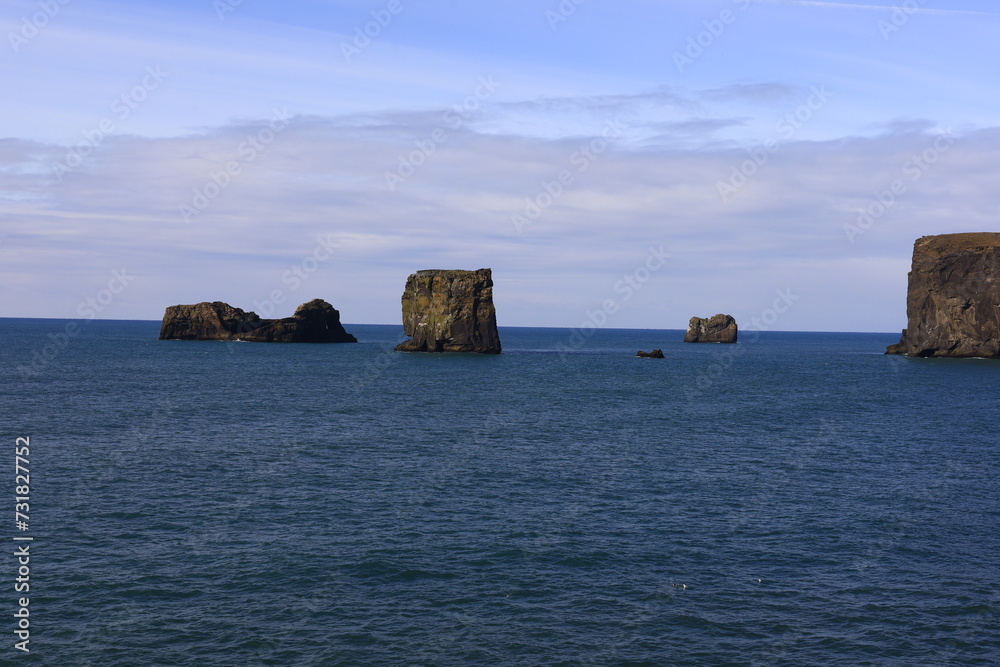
[159,299,357,343]
[394,269,502,354]
[683,314,738,344]
[886,233,1000,358]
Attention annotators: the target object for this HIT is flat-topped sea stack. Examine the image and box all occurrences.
[159,299,357,343]
[886,233,1000,358]
[394,268,501,354]
[684,314,738,344]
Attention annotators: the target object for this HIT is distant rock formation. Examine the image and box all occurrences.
[394,268,502,354]
[637,349,664,358]
[159,299,357,343]
[886,233,1000,358]
[683,314,738,344]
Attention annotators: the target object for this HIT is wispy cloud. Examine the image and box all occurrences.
[647,118,750,136]
[500,86,702,115]
[764,1,999,16]
[501,83,802,117]
[700,83,800,105]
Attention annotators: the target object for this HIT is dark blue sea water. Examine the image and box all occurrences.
[1,318,998,666]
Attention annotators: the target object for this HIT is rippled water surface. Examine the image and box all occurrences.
[2,319,999,665]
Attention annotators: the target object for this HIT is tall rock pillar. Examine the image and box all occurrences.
[394,268,502,354]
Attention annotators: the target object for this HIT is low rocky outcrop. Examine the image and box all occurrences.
[886,233,1000,358]
[159,299,357,343]
[394,268,501,354]
[636,349,664,358]
[683,314,738,344]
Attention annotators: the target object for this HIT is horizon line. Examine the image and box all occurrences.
[0,316,902,336]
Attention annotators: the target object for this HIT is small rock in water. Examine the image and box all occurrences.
[684,314,738,344]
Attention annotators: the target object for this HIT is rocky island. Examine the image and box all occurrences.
[394,268,502,354]
[683,314,738,344]
[885,232,1000,358]
[159,299,357,343]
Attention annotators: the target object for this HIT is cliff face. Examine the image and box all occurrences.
[683,314,738,343]
[394,269,502,354]
[886,233,1000,358]
[159,299,357,343]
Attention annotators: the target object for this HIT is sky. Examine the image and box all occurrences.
[2,0,999,331]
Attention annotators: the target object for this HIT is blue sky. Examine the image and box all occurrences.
[2,0,999,331]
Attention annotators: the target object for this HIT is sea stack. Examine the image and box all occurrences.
[683,314,738,344]
[394,268,502,354]
[885,233,1000,358]
[159,299,357,343]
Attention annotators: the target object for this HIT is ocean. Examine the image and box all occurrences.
[1,318,998,666]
